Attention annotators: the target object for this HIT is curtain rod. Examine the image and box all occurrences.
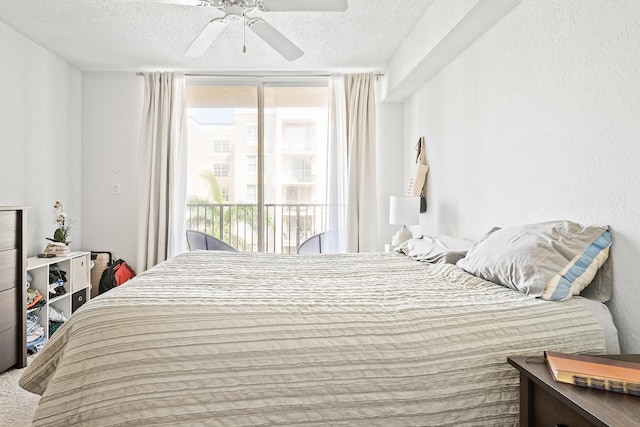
[135,72,384,78]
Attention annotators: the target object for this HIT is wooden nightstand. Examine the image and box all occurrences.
[508,355,640,427]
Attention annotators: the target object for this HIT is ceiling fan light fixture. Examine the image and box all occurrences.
[223,3,250,20]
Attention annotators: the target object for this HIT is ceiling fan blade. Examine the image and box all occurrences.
[112,0,204,5]
[260,0,347,12]
[185,18,228,57]
[247,18,303,61]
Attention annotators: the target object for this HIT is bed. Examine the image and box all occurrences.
[20,221,618,426]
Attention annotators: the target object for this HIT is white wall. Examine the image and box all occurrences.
[0,22,82,256]
[81,73,144,270]
[401,0,640,352]
[375,99,405,249]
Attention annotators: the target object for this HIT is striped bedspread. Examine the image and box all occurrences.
[20,251,607,426]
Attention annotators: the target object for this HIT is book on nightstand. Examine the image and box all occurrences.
[544,350,640,396]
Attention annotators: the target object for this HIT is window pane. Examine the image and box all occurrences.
[213,163,229,177]
[263,86,328,253]
[246,185,257,202]
[213,138,230,153]
[185,85,258,252]
[246,125,257,145]
[246,155,257,173]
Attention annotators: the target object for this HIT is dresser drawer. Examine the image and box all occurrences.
[0,211,17,251]
[0,288,18,330]
[0,249,17,293]
[72,288,88,313]
[0,326,18,372]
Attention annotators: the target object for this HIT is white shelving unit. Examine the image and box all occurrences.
[26,251,91,340]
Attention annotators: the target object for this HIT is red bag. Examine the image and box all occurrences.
[113,260,136,286]
[98,259,136,294]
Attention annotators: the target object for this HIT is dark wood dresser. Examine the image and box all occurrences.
[0,207,27,373]
[508,355,640,426]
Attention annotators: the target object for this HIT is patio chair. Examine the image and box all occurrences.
[186,230,238,252]
[296,232,326,254]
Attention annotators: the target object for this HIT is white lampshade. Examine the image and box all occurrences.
[389,196,420,225]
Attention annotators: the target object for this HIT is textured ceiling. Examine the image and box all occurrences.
[0,0,434,73]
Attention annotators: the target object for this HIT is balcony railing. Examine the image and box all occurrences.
[186,203,327,253]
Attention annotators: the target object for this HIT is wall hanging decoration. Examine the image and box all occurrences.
[406,136,429,212]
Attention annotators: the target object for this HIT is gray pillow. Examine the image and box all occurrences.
[396,235,473,264]
[456,220,611,301]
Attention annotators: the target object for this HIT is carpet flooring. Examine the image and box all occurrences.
[0,357,39,426]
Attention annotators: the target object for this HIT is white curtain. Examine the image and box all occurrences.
[136,72,188,272]
[326,73,377,253]
[325,76,348,253]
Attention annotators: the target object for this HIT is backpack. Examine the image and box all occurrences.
[98,259,136,295]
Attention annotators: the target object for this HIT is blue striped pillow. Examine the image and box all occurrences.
[456,221,612,301]
[543,229,611,300]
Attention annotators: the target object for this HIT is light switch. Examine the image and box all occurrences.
[112,183,121,195]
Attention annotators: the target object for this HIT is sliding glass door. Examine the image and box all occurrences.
[263,85,328,252]
[185,80,328,253]
[185,85,259,251]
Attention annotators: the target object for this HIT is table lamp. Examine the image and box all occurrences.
[389,196,421,245]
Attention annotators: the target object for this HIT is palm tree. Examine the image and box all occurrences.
[188,171,273,251]
[199,170,224,204]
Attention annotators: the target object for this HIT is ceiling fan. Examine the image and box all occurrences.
[121,0,348,61]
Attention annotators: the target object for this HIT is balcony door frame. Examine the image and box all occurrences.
[186,75,329,252]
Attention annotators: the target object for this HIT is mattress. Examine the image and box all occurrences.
[20,251,612,426]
